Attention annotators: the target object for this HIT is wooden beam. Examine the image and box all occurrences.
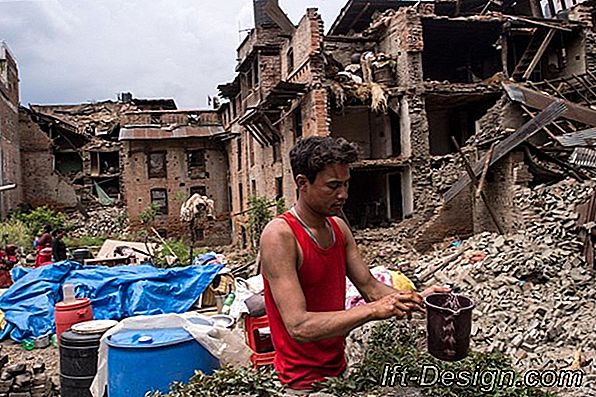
[501,34,509,78]
[562,76,591,104]
[508,16,573,32]
[347,2,371,32]
[573,74,596,102]
[522,29,556,80]
[504,82,596,126]
[451,137,505,235]
[476,143,495,199]
[444,100,567,202]
[521,104,564,138]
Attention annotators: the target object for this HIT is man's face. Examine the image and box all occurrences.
[298,163,350,216]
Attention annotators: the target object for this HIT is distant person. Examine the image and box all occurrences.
[52,229,67,262]
[34,225,53,267]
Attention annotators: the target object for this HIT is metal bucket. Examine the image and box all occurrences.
[424,293,474,361]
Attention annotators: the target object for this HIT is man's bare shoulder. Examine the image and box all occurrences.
[261,217,293,243]
[260,217,298,277]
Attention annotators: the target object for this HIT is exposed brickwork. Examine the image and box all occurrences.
[0,43,22,217]
[18,109,78,208]
[122,138,230,245]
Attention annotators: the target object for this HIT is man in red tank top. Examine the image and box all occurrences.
[260,137,448,393]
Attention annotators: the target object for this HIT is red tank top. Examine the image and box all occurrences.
[263,211,347,390]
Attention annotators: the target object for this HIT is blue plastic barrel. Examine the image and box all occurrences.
[106,319,220,397]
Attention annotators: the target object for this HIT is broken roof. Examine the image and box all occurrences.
[329,0,430,35]
[118,125,226,141]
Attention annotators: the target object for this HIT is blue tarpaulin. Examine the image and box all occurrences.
[0,261,223,342]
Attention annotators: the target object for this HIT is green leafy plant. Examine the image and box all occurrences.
[11,206,68,236]
[174,191,188,203]
[316,320,557,397]
[152,239,208,268]
[139,203,160,226]
[63,235,108,248]
[0,219,34,250]
[248,196,274,251]
[148,366,285,397]
[275,197,286,215]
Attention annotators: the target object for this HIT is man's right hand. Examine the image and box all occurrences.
[370,291,424,320]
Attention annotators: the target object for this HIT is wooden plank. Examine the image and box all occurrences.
[522,29,555,80]
[573,74,596,101]
[508,16,573,32]
[452,137,505,235]
[503,82,596,126]
[444,100,567,202]
[475,143,495,199]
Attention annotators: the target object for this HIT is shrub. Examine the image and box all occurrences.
[0,219,34,251]
[11,206,67,236]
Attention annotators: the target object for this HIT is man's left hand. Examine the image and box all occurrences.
[421,285,451,298]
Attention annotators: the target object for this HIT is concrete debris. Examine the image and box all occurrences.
[68,206,129,239]
[348,177,596,397]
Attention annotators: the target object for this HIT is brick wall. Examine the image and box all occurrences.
[19,110,78,209]
[0,45,22,216]
[122,138,230,245]
[378,7,425,89]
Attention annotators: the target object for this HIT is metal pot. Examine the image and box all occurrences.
[424,293,474,361]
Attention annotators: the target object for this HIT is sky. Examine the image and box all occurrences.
[0,0,346,109]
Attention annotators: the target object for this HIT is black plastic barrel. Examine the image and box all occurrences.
[59,330,102,397]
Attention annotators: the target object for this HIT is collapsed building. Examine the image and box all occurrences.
[19,96,176,210]
[6,0,596,249]
[18,96,232,244]
[217,0,596,248]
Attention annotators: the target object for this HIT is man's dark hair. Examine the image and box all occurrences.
[290,136,359,183]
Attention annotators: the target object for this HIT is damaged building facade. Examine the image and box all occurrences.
[7,0,596,247]
[0,42,22,218]
[18,96,232,244]
[119,109,232,245]
[19,97,177,210]
[218,0,596,248]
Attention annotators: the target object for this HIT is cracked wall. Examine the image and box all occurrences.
[19,110,78,209]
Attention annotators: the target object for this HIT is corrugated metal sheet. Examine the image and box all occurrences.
[569,147,596,168]
[557,128,596,147]
[119,125,225,141]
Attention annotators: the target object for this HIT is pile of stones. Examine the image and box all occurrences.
[68,206,129,239]
[348,177,596,396]
[0,360,56,397]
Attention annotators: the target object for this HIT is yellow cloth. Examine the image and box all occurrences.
[389,270,416,292]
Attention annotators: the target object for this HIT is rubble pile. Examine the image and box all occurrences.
[0,358,56,397]
[68,206,129,238]
[421,178,595,395]
[429,152,472,194]
[349,178,596,396]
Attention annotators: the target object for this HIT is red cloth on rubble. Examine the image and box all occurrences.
[263,211,347,390]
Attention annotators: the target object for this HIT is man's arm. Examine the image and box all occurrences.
[260,219,420,343]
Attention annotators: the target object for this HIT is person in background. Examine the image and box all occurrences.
[34,225,52,267]
[52,229,67,262]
